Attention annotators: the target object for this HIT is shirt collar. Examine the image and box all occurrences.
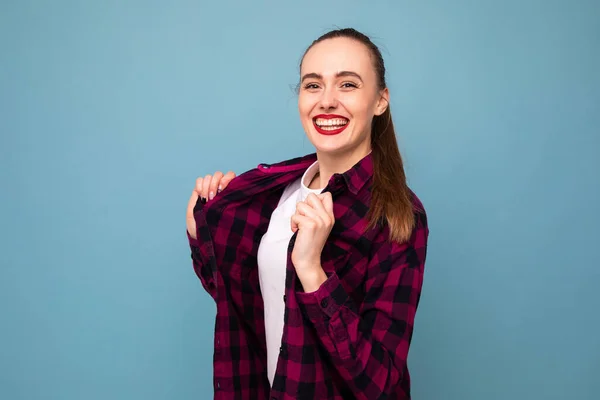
[300,160,324,198]
[259,151,373,196]
[342,150,373,195]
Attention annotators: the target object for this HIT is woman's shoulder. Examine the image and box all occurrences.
[369,187,428,251]
[408,187,428,227]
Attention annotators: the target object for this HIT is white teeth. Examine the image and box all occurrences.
[314,118,348,127]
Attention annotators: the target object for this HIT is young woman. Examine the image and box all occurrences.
[185,28,428,400]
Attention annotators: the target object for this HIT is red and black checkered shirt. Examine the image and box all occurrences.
[187,151,428,399]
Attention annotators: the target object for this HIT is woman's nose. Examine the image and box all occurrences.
[319,87,338,110]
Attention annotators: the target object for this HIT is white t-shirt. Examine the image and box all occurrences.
[256,159,323,386]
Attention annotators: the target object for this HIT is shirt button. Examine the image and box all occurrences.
[320,298,329,308]
[216,381,220,390]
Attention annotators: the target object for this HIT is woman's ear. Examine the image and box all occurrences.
[375,87,390,116]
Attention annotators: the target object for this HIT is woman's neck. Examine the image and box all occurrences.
[313,146,371,189]
[308,171,321,189]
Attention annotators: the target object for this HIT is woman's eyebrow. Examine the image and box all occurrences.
[336,71,363,82]
[301,71,364,83]
[301,72,322,82]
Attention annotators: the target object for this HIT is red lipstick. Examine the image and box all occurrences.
[313,114,349,136]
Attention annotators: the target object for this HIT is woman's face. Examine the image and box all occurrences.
[298,37,389,155]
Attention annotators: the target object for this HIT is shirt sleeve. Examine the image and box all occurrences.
[187,199,217,300]
[295,212,428,399]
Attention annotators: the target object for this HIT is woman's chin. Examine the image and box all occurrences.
[313,143,349,155]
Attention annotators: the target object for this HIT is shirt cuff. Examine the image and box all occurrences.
[295,272,350,322]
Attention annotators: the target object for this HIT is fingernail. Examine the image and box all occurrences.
[217,189,222,194]
[209,191,214,200]
[201,197,207,204]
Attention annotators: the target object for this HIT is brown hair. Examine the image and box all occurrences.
[300,28,415,243]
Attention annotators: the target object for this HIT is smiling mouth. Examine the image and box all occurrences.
[312,116,349,135]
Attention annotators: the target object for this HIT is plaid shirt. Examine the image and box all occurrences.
[187,151,428,400]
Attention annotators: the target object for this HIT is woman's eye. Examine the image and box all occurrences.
[341,82,358,88]
[304,83,320,90]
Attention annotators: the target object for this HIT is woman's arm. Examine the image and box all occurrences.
[186,171,236,299]
[187,198,217,299]
[296,212,428,399]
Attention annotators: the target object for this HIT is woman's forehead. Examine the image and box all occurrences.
[301,38,374,77]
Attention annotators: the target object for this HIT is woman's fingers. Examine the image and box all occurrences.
[186,190,199,239]
[295,201,321,221]
[305,193,327,215]
[317,192,334,218]
[298,193,333,225]
[208,171,224,200]
[294,199,332,231]
[220,171,236,192]
[194,171,235,203]
[195,177,204,195]
[290,213,313,233]
[200,174,211,202]
[188,170,236,238]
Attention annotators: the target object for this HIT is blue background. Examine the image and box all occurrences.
[1,1,599,399]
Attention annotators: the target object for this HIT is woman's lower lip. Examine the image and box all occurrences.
[313,121,349,135]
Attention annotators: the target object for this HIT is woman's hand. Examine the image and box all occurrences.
[186,171,236,239]
[290,192,335,292]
